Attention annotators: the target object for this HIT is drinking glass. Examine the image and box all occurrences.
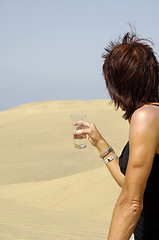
[71,113,87,149]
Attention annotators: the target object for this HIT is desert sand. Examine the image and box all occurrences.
[0,100,131,240]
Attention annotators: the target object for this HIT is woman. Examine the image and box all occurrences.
[75,32,159,240]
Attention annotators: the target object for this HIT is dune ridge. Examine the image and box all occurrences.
[0,100,129,239]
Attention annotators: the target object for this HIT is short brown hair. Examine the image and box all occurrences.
[102,32,159,119]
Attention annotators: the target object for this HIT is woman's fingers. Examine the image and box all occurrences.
[75,128,91,135]
[74,133,86,139]
[73,121,104,147]
[74,121,92,135]
[74,120,90,128]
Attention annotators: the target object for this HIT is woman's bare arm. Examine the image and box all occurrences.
[95,139,125,187]
[107,107,159,240]
[75,121,125,187]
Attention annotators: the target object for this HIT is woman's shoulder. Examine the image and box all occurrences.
[131,104,159,125]
[130,104,159,152]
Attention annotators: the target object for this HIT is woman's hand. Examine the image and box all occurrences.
[75,120,125,188]
[74,121,105,147]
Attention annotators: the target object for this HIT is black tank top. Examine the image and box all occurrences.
[119,104,159,240]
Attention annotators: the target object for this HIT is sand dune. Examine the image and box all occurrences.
[0,100,129,239]
[0,201,107,239]
[0,168,120,220]
[0,168,118,239]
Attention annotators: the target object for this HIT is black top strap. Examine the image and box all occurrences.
[151,104,159,107]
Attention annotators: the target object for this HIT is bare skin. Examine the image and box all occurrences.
[74,103,159,240]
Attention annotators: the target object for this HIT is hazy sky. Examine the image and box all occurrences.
[0,0,159,111]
